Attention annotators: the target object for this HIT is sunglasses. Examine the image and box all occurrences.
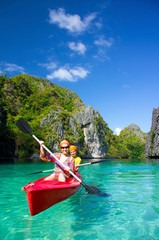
[61,146,69,149]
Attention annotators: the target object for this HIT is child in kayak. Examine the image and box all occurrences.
[69,145,82,172]
[39,139,75,182]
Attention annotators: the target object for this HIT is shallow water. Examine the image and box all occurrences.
[1,159,159,240]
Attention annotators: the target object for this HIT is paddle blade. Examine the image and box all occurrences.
[86,185,110,196]
[82,182,109,196]
[16,118,32,135]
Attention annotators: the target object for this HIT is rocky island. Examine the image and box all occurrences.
[0,74,150,162]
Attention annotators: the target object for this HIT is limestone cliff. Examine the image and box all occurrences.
[40,105,108,158]
[145,108,159,157]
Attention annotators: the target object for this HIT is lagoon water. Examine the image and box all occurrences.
[1,158,159,240]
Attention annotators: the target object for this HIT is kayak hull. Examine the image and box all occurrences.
[22,173,82,216]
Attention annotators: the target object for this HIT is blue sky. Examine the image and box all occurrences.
[1,0,159,134]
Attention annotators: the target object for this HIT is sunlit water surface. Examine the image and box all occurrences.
[1,158,159,240]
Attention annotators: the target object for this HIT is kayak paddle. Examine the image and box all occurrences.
[80,158,114,166]
[28,158,114,174]
[16,118,109,196]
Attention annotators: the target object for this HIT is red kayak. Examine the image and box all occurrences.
[22,173,82,216]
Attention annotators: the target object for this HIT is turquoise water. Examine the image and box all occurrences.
[1,158,159,240]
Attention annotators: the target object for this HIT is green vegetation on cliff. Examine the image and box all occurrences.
[0,74,85,159]
[0,74,146,160]
[107,125,146,159]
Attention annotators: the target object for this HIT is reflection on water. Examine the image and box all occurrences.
[1,158,159,239]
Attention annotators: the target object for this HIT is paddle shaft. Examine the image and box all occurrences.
[29,161,108,174]
[80,162,91,166]
[80,158,114,166]
[28,157,114,174]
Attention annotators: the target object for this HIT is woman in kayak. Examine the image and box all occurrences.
[69,145,82,172]
[39,139,75,182]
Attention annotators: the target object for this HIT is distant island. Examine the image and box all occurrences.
[0,74,157,162]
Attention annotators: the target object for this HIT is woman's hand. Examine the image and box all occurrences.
[65,166,70,172]
[39,140,44,145]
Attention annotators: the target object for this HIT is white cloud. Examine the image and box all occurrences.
[68,41,86,55]
[0,62,25,74]
[94,36,114,48]
[47,68,73,81]
[39,61,57,70]
[93,36,114,61]
[48,8,96,34]
[115,128,122,136]
[70,67,88,78]
[47,66,89,82]
[93,51,110,62]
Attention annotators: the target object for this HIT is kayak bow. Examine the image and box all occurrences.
[22,173,82,216]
